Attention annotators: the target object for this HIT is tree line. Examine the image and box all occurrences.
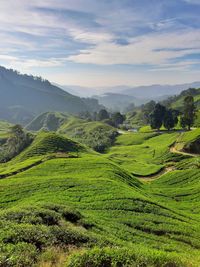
[79,109,125,128]
[149,95,196,131]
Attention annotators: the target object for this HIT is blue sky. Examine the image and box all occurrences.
[0,0,200,88]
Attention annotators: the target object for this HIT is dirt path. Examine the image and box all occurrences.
[170,144,199,157]
[135,166,175,182]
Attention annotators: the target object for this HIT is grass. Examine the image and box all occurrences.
[174,128,200,152]
[105,132,181,176]
[59,117,118,152]
[0,129,200,266]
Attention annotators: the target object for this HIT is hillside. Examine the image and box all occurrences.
[169,88,200,110]
[59,117,118,152]
[0,66,102,125]
[172,128,200,154]
[26,112,68,132]
[0,129,200,266]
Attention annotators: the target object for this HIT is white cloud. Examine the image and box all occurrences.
[69,29,113,44]
[68,29,200,66]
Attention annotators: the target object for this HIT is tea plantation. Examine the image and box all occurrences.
[0,130,200,266]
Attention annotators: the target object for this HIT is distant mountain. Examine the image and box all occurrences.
[57,85,96,97]
[93,93,148,112]
[120,82,200,99]
[57,84,132,97]
[0,66,102,124]
[57,82,200,113]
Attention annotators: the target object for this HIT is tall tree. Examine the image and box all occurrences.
[141,100,156,124]
[181,95,196,130]
[111,112,125,127]
[163,109,175,130]
[150,103,166,130]
[97,109,109,121]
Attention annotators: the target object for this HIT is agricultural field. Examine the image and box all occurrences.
[0,127,200,266]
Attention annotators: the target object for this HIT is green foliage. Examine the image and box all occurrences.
[16,132,84,161]
[174,128,200,153]
[97,109,110,121]
[26,112,68,131]
[163,109,176,130]
[59,118,118,152]
[106,132,179,176]
[150,104,166,130]
[66,246,187,267]
[181,95,196,130]
[0,128,200,266]
[111,112,126,127]
[0,125,33,163]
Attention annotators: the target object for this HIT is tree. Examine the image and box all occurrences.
[0,125,33,162]
[111,112,125,127]
[97,109,109,121]
[181,95,196,130]
[149,103,166,130]
[163,109,175,130]
[141,100,156,124]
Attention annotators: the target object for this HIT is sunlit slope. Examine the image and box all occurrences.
[0,154,200,261]
[105,132,184,176]
[0,132,86,178]
[174,128,200,154]
[0,130,200,265]
[147,161,200,214]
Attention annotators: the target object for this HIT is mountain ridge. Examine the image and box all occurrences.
[0,66,102,125]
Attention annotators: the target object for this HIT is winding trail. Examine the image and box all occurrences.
[135,166,175,182]
[136,143,200,182]
[169,144,199,157]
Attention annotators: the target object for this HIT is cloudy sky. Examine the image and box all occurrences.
[0,0,200,87]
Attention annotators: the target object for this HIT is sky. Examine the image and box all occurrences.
[0,0,200,88]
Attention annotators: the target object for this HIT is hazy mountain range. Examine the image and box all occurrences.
[58,82,200,112]
[1,65,200,124]
[59,82,200,99]
[0,66,102,125]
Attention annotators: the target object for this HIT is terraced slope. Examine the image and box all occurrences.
[173,128,200,154]
[0,132,86,178]
[105,132,184,176]
[0,131,200,266]
[59,117,118,152]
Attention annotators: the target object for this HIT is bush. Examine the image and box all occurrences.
[66,247,186,267]
[0,242,38,267]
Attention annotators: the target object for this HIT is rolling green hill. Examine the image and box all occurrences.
[165,88,200,127]
[0,129,200,266]
[27,112,119,153]
[58,117,118,152]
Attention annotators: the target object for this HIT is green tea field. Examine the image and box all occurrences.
[0,129,200,266]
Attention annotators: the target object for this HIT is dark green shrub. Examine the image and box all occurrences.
[50,226,89,246]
